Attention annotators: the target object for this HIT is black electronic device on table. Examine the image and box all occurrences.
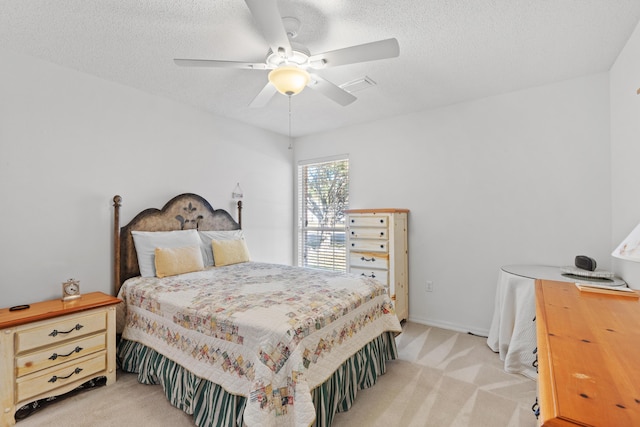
[575,255,597,271]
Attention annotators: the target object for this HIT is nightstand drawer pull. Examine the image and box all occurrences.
[49,323,83,337]
[361,256,376,262]
[49,346,83,361]
[48,367,83,383]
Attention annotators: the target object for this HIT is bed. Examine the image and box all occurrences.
[113,193,402,427]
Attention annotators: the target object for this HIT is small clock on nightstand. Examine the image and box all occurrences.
[62,278,81,301]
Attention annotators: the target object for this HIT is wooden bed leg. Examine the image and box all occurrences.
[113,195,122,296]
[237,200,243,229]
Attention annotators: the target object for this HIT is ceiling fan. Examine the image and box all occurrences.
[174,0,400,107]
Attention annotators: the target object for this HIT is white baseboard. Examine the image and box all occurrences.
[407,315,490,338]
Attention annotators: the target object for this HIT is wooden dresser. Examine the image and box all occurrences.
[345,209,409,322]
[0,292,120,426]
[535,280,640,426]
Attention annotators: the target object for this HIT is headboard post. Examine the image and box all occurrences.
[237,200,243,229]
[113,195,122,296]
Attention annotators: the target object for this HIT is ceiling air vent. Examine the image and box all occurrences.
[339,76,377,93]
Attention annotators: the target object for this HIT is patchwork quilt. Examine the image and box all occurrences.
[118,262,402,427]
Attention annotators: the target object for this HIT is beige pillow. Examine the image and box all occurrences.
[154,245,204,278]
[211,239,250,267]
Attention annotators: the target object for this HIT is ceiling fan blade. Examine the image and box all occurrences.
[309,38,400,69]
[174,59,268,70]
[244,0,292,57]
[308,74,357,106]
[249,82,277,108]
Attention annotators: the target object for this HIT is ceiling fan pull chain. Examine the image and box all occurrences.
[288,95,293,150]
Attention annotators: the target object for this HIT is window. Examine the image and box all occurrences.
[297,157,349,272]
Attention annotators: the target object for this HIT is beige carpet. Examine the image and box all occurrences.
[17,322,537,427]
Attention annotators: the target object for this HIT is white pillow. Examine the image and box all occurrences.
[198,230,245,266]
[132,230,202,277]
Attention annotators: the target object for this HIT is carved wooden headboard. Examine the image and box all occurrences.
[112,193,241,295]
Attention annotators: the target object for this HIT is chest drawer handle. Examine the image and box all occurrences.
[360,272,376,279]
[49,323,84,337]
[49,346,83,361]
[361,256,376,262]
[48,367,83,383]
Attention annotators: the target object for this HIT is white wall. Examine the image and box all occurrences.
[0,50,293,308]
[611,20,640,245]
[295,73,611,335]
[610,19,640,286]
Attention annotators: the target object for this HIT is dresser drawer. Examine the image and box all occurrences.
[350,267,389,286]
[349,239,388,253]
[16,351,106,403]
[349,252,389,269]
[15,311,107,353]
[349,215,388,228]
[349,227,388,239]
[16,332,106,377]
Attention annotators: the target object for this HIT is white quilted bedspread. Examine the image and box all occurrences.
[119,262,402,427]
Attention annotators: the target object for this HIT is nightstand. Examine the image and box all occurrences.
[0,292,120,426]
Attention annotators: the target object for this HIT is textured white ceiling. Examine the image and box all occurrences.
[2,0,639,137]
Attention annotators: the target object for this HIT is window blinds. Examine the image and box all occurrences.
[297,157,349,272]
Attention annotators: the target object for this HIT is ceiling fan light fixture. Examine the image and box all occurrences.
[268,66,310,96]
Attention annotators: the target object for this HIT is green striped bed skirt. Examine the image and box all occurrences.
[118,331,397,427]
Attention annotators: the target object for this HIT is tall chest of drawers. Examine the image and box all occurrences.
[345,209,409,322]
[0,292,120,426]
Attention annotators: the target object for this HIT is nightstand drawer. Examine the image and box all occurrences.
[349,215,388,228]
[349,252,389,269]
[349,227,388,239]
[350,267,389,286]
[16,311,107,353]
[349,239,388,252]
[16,352,106,403]
[16,333,106,377]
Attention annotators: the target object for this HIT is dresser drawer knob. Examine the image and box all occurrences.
[49,323,83,337]
[48,367,83,383]
[49,346,83,361]
[361,256,376,262]
[380,232,385,237]
[360,272,376,279]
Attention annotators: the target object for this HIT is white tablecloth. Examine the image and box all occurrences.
[487,265,625,379]
[487,268,538,379]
